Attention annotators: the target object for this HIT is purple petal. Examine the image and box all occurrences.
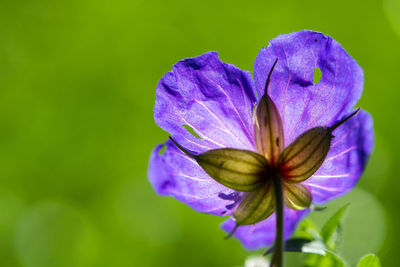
[148,139,243,215]
[155,51,257,153]
[253,30,374,205]
[303,110,374,203]
[221,208,309,250]
[254,30,364,145]
[150,51,257,215]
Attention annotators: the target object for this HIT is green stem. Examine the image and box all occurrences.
[271,173,284,267]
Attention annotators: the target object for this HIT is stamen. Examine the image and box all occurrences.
[169,137,197,158]
[329,108,360,132]
[224,224,239,240]
[264,59,279,94]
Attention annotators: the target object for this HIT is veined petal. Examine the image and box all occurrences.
[233,182,276,225]
[148,139,242,216]
[155,51,257,154]
[303,110,374,204]
[254,30,364,146]
[254,94,284,165]
[283,183,312,210]
[221,209,309,250]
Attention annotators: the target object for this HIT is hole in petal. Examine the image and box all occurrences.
[313,67,322,84]
[158,144,166,155]
[183,125,202,139]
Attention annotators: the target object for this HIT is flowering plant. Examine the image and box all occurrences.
[148,30,374,266]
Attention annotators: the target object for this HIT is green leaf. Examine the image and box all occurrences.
[295,218,322,241]
[321,203,350,251]
[264,238,326,256]
[265,237,350,267]
[356,254,381,267]
[286,238,326,255]
[324,250,348,267]
[304,250,349,267]
[305,251,348,267]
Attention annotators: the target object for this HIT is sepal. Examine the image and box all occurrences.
[283,183,312,210]
[233,182,276,225]
[170,137,270,192]
[278,127,332,183]
[253,58,284,166]
[254,94,284,166]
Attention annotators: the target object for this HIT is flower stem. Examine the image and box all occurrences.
[271,173,284,267]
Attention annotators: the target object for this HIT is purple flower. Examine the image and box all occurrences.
[148,30,374,250]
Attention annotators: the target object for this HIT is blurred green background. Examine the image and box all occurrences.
[0,0,398,266]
